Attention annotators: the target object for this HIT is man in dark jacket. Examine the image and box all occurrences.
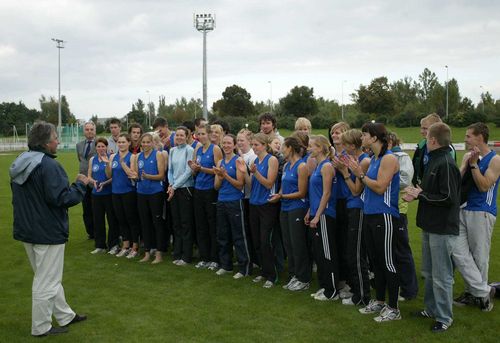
[10,121,89,337]
[404,122,460,333]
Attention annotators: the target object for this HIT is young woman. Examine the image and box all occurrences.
[107,134,141,259]
[88,137,119,255]
[190,124,223,270]
[332,129,371,306]
[269,137,311,291]
[347,122,401,322]
[168,127,195,265]
[306,135,339,301]
[214,134,250,278]
[133,133,166,264]
[243,133,280,288]
[210,124,224,147]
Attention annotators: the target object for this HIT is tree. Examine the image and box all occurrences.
[354,77,395,116]
[212,85,255,117]
[316,97,341,120]
[0,101,40,136]
[279,86,318,117]
[390,77,419,114]
[417,68,439,105]
[126,99,147,128]
[39,95,76,125]
[90,115,105,134]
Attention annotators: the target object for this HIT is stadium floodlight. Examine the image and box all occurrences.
[51,38,66,135]
[193,13,216,120]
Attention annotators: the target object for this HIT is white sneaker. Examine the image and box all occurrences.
[216,268,231,276]
[90,248,106,254]
[342,298,355,306]
[311,288,325,298]
[263,280,275,288]
[176,260,188,266]
[359,300,386,314]
[172,259,180,265]
[108,245,120,255]
[126,250,138,259]
[207,262,219,271]
[374,307,401,322]
[116,248,130,257]
[289,281,310,291]
[314,292,339,301]
[233,272,246,279]
[195,261,209,269]
[283,276,298,289]
[253,275,264,283]
[340,291,354,299]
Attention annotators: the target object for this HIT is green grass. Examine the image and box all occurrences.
[1,151,499,342]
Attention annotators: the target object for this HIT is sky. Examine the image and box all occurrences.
[1,0,499,120]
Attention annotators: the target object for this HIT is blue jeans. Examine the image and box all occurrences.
[421,231,457,326]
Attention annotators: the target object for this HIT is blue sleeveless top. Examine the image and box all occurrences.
[465,150,499,216]
[137,150,164,195]
[281,159,307,212]
[91,156,111,196]
[111,152,136,194]
[362,151,400,217]
[346,153,369,209]
[309,159,336,218]
[195,144,216,190]
[218,155,244,202]
[250,154,277,205]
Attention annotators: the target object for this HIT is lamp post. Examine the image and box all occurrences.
[268,81,273,111]
[341,80,347,120]
[194,13,216,120]
[480,85,485,114]
[51,38,65,135]
[445,65,449,120]
[146,90,151,128]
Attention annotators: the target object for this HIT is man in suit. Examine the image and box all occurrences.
[76,121,96,239]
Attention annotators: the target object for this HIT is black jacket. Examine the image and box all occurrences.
[412,139,457,186]
[10,150,86,244]
[416,146,460,235]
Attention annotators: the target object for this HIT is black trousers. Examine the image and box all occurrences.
[170,187,194,262]
[82,186,94,238]
[363,213,400,309]
[396,213,418,299]
[112,192,141,244]
[346,208,371,305]
[273,211,285,274]
[280,208,312,283]
[92,194,120,249]
[217,200,251,275]
[313,214,339,298]
[137,192,167,252]
[193,189,218,263]
[243,199,257,266]
[162,192,173,251]
[249,203,280,282]
[335,198,349,283]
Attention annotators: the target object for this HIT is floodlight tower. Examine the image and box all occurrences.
[194,13,216,120]
[52,38,65,135]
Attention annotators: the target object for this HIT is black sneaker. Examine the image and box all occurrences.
[431,321,449,333]
[63,314,87,327]
[33,326,68,337]
[412,310,433,318]
[453,292,476,306]
[479,287,495,312]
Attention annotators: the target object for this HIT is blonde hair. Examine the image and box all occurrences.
[210,124,223,135]
[421,113,442,125]
[310,135,334,159]
[340,129,363,149]
[253,132,273,154]
[237,128,254,142]
[295,117,312,132]
[331,121,350,134]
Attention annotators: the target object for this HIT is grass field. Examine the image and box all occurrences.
[1,151,499,342]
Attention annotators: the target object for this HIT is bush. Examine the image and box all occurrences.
[310,115,333,129]
[349,113,372,128]
[277,116,296,131]
[447,111,487,127]
[393,110,419,127]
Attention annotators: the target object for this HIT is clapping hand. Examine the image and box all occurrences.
[236,159,248,174]
[188,160,201,172]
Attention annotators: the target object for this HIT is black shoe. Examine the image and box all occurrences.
[453,292,476,306]
[412,310,433,319]
[33,326,68,337]
[63,314,87,327]
[431,321,449,333]
[479,287,495,312]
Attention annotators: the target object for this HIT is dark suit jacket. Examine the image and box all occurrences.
[76,139,96,175]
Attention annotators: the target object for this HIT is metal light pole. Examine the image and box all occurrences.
[194,14,216,120]
[268,81,273,111]
[146,90,151,128]
[52,38,65,135]
[341,80,347,120]
[480,85,485,114]
[445,65,449,120]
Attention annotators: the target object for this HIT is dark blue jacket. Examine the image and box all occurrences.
[10,150,86,244]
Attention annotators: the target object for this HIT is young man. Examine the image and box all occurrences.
[259,112,284,144]
[153,117,172,150]
[107,118,121,154]
[404,122,461,333]
[128,123,143,154]
[76,121,96,239]
[452,122,499,311]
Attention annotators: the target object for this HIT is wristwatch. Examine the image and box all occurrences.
[470,164,478,169]
[359,173,365,180]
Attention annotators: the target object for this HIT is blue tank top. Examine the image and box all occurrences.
[335,151,349,200]
[195,144,216,190]
[309,159,336,218]
[250,154,277,205]
[346,153,369,209]
[218,155,244,202]
[169,132,176,149]
[111,152,135,194]
[465,150,499,216]
[137,150,164,195]
[362,151,400,217]
[281,159,307,212]
[191,141,199,149]
[91,156,112,196]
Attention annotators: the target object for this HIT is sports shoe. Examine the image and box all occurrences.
[412,310,433,318]
[453,292,476,306]
[340,290,354,299]
[207,262,219,271]
[263,280,275,288]
[289,281,310,291]
[172,259,180,265]
[314,292,339,301]
[116,248,130,257]
[108,245,120,255]
[126,250,138,259]
[233,272,246,279]
[283,276,298,289]
[216,268,231,276]
[479,287,495,312]
[431,321,449,333]
[253,275,264,283]
[359,300,386,314]
[32,326,68,337]
[90,248,106,254]
[342,297,356,306]
[374,307,401,322]
[195,261,209,269]
[310,288,325,298]
[176,260,188,266]
[63,314,87,327]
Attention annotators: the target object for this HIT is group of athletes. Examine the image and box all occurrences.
[77,112,498,331]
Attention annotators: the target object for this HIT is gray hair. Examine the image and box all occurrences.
[28,121,56,151]
[84,121,96,128]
